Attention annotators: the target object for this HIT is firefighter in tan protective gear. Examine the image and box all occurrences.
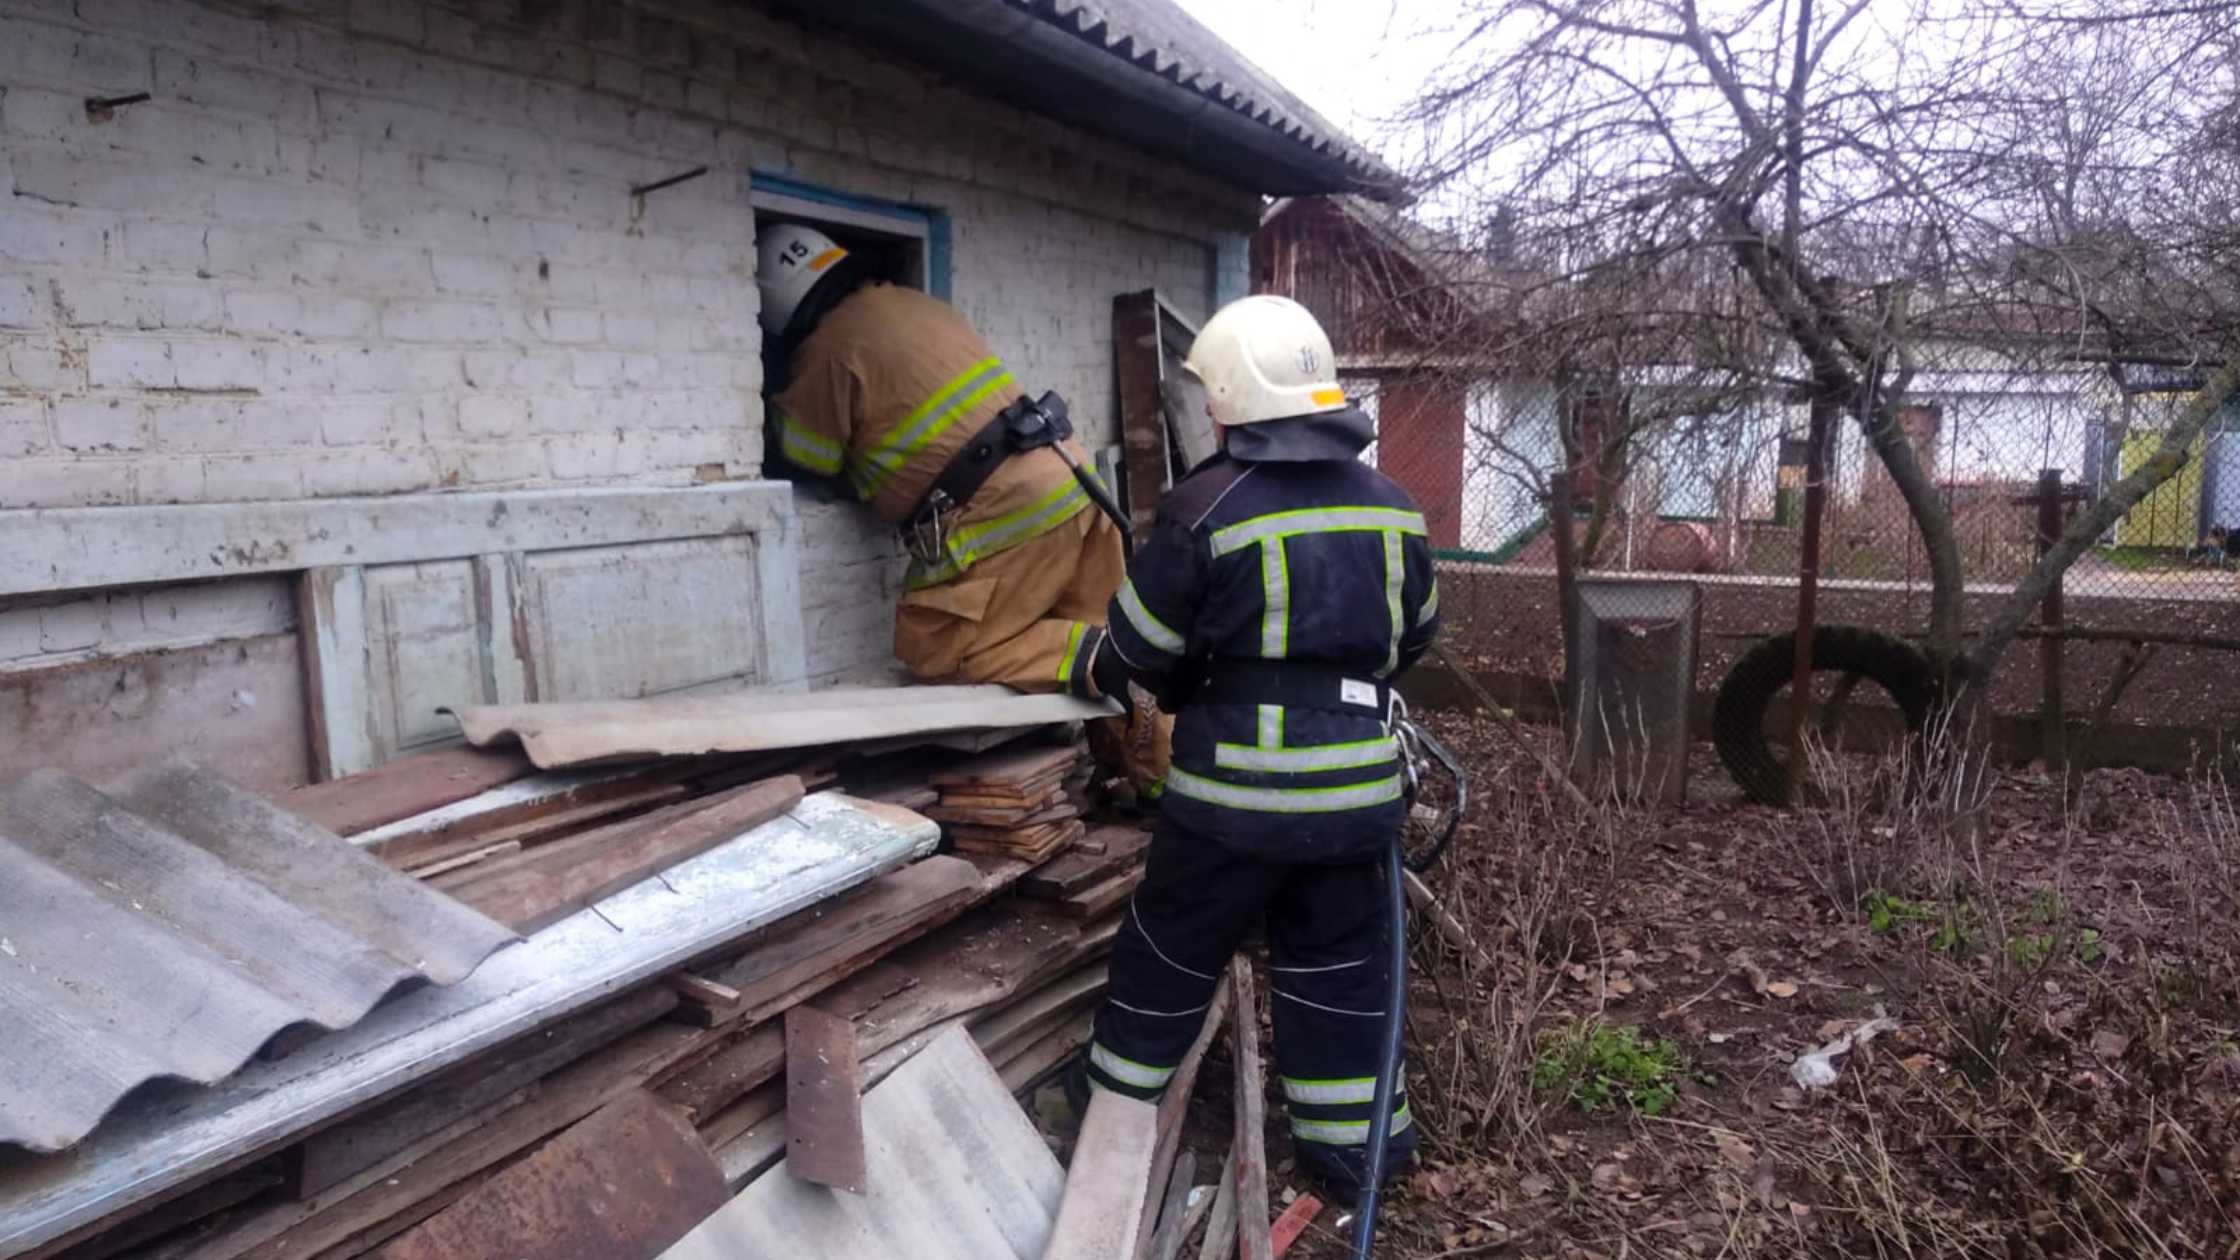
[756,223,1169,792]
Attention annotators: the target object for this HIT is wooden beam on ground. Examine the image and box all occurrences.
[1194,1159,1237,1260]
[439,775,803,932]
[1143,1151,1197,1260]
[782,1007,868,1195]
[1162,1187,1216,1260]
[1044,1088,1160,1260]
[373,1091,727,1260]
[284,745,532,834]
[1228,957,1274,1260]
[1132,977,1234,1260]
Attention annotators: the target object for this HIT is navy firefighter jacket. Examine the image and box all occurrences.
[1101,407,1441,861]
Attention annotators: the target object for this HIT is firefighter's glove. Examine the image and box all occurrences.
[1070,626,1135,717]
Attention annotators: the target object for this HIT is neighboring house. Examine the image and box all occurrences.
[1251,195,1784,563]
[1252,194,1500,551]
[0,0,1397,786]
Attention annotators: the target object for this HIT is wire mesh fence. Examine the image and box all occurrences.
[1347,360,2240,764]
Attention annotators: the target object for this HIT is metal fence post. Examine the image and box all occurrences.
[2037,467,2067,772]
[1786,395,1836,802]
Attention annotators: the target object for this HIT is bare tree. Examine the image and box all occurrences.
[1399,0,2240,712]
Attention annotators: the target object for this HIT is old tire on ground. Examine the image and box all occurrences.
[1712,625,1937,805]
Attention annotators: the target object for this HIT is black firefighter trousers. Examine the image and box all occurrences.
[1084,814,1415,1180]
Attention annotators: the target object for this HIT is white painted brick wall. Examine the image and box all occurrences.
[0,574,295,671]
[0,0,1260,680]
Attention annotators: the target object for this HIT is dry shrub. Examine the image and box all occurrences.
[1402,716,1645,1153]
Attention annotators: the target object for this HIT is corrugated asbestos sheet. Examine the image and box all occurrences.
[1023,0,1397,185]
[0,764,518,1155]
[449,684,1116,770]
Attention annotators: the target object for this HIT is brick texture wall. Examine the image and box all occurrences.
[0,0,1257,682]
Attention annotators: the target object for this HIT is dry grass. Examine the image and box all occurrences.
[1302,713,2240,1260]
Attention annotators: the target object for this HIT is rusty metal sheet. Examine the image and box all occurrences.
[0,764,517,1155]
[450,684,1116,770]
[784,1005,868,1194]
[375,1089,729,1260]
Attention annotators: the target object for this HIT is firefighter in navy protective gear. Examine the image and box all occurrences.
[1071,295,1440,1190]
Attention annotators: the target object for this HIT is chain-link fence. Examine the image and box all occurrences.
[1346,359,2240,775]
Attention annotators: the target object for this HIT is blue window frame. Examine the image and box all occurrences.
[748,170,953,300]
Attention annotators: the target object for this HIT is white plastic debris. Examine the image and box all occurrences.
[1789,1014,1899,1089]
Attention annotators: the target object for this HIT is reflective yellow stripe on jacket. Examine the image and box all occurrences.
[851,356,1015,499]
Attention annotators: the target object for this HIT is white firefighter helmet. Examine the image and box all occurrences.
[1181,295,1348,426]
[756,222,852,336]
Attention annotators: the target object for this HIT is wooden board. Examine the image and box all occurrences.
[1228,958,1274,1260]
[440,776,804,932]
[284,744,533,834]
[660,903,1116,1126]
[1133,979,1235,1260]
[1194,1156,1237,1260]
[1062,867,1146,921]
[1044,1089,1160,1260]
[662,1027,1063,1260]
[994,1012,1097,1093]
[374,1090,728,1260]
[783,1007,867,1194]
[63,1164,284,1260]
[371,778,689,869]
[951,820,1082,864]
[286,985,679,1200]
[928,744,1079,788]
[970,964,1110,1051]
[194,1025,713,1260]
[1144,1152,1198,1260]
[690,855,986,1026]
[404,839,521,879]
[1018,829,1149,899]
[926,797,1068,826]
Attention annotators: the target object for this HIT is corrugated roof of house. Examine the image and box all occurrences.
[1023,0,1398,192]
[763,0,1403,199]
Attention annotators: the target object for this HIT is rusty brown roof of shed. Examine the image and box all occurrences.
[0,765,517,1155]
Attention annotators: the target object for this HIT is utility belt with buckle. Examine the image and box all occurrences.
[1182,659,1394,719]
[902,390,1133,570]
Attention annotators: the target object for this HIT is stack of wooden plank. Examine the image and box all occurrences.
[3,726,1155,1260]
[925,742,1088,863]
